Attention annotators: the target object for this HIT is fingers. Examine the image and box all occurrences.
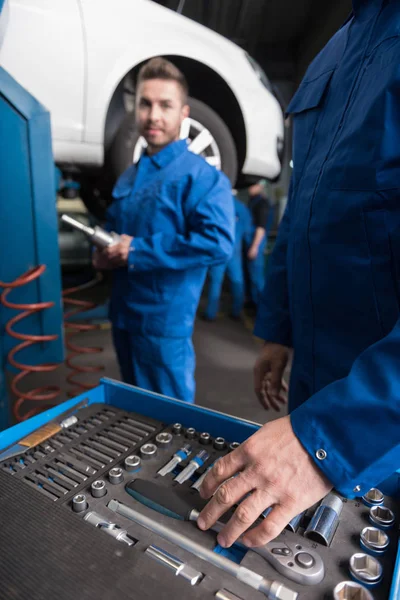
[254,356,270,403]
[215,490,275,548]
[268,360,286,398]
[198,470,253,533]
[200,450,244,500]
[242,503,296,547]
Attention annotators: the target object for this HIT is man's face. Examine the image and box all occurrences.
[136,79,190,154]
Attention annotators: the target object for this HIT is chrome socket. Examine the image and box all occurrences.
[155,432,173,448]
[108,467,124,485]
[229,442,240,451]
[213,437,226,450]
[333,580,374,600]
[349,553,383,586]
[286,511,306,533]
[91,479,107,498]
[362,488,384,507]
[72,493,88,513]
[124,455,141,472]
[369,505,395,529]
[172,423,183,435]
[304,492,343,546]
[360,526,389,555]
[185,427,196,440]
[199,432,211,445]
[140,443,158,460]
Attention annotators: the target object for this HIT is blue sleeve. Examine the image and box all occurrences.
[104,201,117,233]
[291,320,400,497]
[127,171,235,272]
[253,181,293,347]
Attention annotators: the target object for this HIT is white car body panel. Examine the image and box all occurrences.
[0,0,284,178]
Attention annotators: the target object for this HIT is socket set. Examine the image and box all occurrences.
[0,399,399,600]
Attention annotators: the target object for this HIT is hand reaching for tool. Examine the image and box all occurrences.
[198,416,333,548]
[254,342,289,410]
[92,235,133,270]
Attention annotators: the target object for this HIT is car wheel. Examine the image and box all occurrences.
[110,97,238,184]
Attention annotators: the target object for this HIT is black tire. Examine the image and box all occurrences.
[109,97,238,184]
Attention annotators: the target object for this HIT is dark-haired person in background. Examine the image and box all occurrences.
[93,58,234,403]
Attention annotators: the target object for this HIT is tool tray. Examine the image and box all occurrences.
[0,378,399,600]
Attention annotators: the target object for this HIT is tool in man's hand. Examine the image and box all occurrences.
[108,498,298,600]
[125,479,325,586]
[61,214,121,249]
[0,399,88,462]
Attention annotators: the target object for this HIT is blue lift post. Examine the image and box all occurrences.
[0,67,64,430]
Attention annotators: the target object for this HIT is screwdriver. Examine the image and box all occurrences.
[174,450,209,484]
[157,444,192,476]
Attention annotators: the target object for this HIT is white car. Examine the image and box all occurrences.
[0,0,284,216]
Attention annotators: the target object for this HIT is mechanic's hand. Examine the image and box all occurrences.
[92,248,113,270]
[102,234,134,268]
[247,245,258,260]
[198,416,333,548]
[254,342,289,411]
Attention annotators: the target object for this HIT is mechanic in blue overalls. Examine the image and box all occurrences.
[246,180,271,306]
[203,195,252,321]
[93,58,234,403]
[198,0,400,549]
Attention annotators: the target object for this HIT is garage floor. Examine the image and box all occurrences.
[6,281,288,427]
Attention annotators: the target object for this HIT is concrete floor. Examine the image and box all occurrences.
[6,281,288,426]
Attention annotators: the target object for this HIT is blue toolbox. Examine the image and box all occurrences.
[0,378,399,600]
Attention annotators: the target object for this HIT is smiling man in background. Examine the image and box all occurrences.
[93,57,234,403]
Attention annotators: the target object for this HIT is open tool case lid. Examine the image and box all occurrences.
[0,378,399,600]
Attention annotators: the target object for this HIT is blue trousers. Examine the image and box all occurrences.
[112,327,195,403]
[205,253,244,320]
[247,238,267,304]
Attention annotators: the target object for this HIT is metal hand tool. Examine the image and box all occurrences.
[199,432,211,445]
[157,444,192,476]
[125,479,325,586]
[304,492,343,546]
[145,544,203,585]
[191,464,213,491]
[155,432,173,448]
[108,467,124,484]
[360,526,389,555]
[213,437,226,450]
[215,591,244,600]
[0,399,88,462]
[369,505,395,529]
[229,442,240,451]
[58,451,97,476]
[124,455,141,472]
[333,581,374,600]
[91,480,107,498]
[349,553,383,586]
[108,498,298,600]
[185,427,196,439]
[174,449,209,484]
[61,214,121,248]
[172,423,183,434]
[140,443,157,460]
[285,511,306,533]
[72,493,88,513]
[84,511,136,546]
[362,488,384,507]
